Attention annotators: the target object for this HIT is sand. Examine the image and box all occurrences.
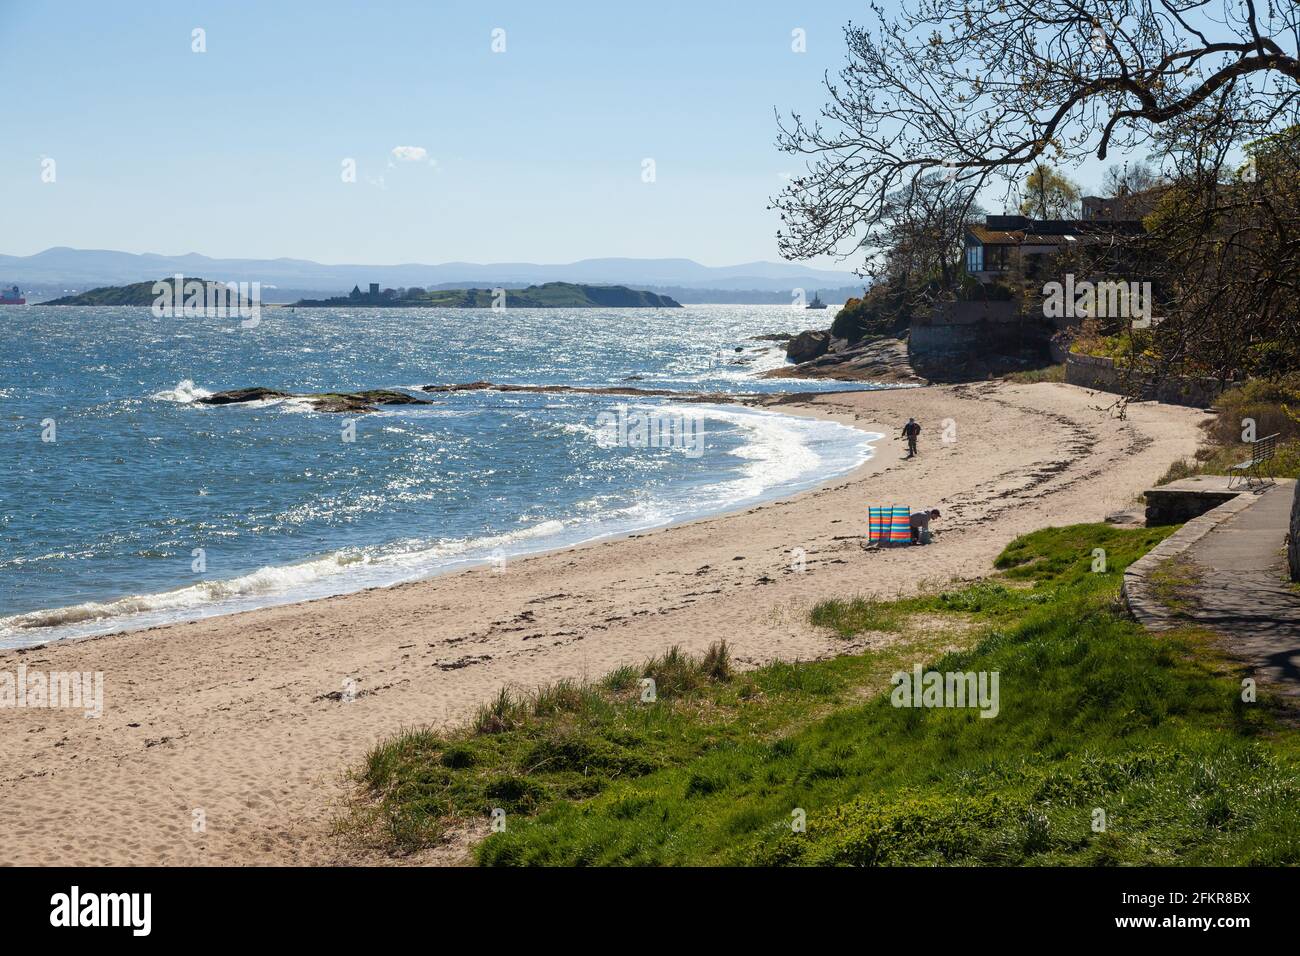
[0,381,1209,866]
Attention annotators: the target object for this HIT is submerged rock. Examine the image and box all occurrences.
[199,387,295,405]
[198,387,432,414]
[421,381,753,403]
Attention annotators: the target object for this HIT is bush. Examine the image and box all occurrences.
[1208,375,1300,445]
[829,283,914,341]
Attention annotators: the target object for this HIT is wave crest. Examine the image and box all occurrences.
[150,379,213,404]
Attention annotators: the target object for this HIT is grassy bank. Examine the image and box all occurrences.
[352,524,1300,866]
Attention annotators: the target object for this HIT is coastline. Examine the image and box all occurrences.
[0,392,881,648]
[0,380,1210,865]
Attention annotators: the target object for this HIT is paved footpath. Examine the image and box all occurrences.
[1184,481,1300,696]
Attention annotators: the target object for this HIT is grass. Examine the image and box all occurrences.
[1004,364,1067,385]
[350,523,1300,866]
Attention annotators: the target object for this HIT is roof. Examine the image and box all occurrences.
[967,225,1023,245]
[968,218,1145,246]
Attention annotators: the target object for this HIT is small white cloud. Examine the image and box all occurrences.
[391,145,429,163]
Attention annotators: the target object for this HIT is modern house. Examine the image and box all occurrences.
[964,185,1165,283]
[915,197,1158,362]
[963,214,1145,282]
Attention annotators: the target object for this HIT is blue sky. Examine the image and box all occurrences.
[2,0,1132,267]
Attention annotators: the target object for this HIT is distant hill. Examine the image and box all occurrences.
[295,282,681,308]
[3,247,858,295]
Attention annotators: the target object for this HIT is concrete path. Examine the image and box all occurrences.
[1184,481,1300,696]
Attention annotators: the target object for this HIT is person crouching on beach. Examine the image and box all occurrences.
[910,509,940,544]
[901,417,921,458]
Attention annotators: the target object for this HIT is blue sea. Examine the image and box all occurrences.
[0,304,885,647]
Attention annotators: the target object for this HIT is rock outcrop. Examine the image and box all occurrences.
[198,387,295,405]
[765,336,925,384]
[198,387,432,414]
[785,330,831,363]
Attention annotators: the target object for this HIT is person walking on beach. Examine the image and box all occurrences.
[910,508,940,544]
[901,417,921,458]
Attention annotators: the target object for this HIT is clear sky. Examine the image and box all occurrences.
[2,0,1130,267]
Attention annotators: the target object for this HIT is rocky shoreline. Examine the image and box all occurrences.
[194,328,924,417]
[196,382,775,413]
[762,334,925,385]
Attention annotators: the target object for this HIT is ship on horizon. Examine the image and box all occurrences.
[0,285,26,305]
[805,291,827,310]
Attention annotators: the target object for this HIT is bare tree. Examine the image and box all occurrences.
[773,1,1300,264]
[1139,123,1300,384]
[873,173,985,289]
[1101,159,1162,196]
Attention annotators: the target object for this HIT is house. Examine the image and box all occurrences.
[963,214,1145,282]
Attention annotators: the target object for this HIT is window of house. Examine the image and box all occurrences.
[965,244,983,273]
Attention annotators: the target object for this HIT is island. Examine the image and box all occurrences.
[42,278,248,306]
[42,279,682,309]
[293,281,681,308]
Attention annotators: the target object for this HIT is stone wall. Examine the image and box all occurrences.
[924,301,1022,326]
[911,302,1041,357]
[1143,481,1240,525]
[1063,351,1225,408]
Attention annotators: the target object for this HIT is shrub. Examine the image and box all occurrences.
[1208,375,1300,445]
[829,283,914,340]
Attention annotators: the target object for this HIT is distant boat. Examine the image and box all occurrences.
[806,291,827,310]
[0,285,26,305]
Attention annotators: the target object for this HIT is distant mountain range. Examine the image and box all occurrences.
[1,247,864,303]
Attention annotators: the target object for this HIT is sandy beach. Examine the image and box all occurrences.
[0,381,1209,866]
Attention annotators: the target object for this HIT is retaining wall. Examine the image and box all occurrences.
[1063,351,1225,408]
